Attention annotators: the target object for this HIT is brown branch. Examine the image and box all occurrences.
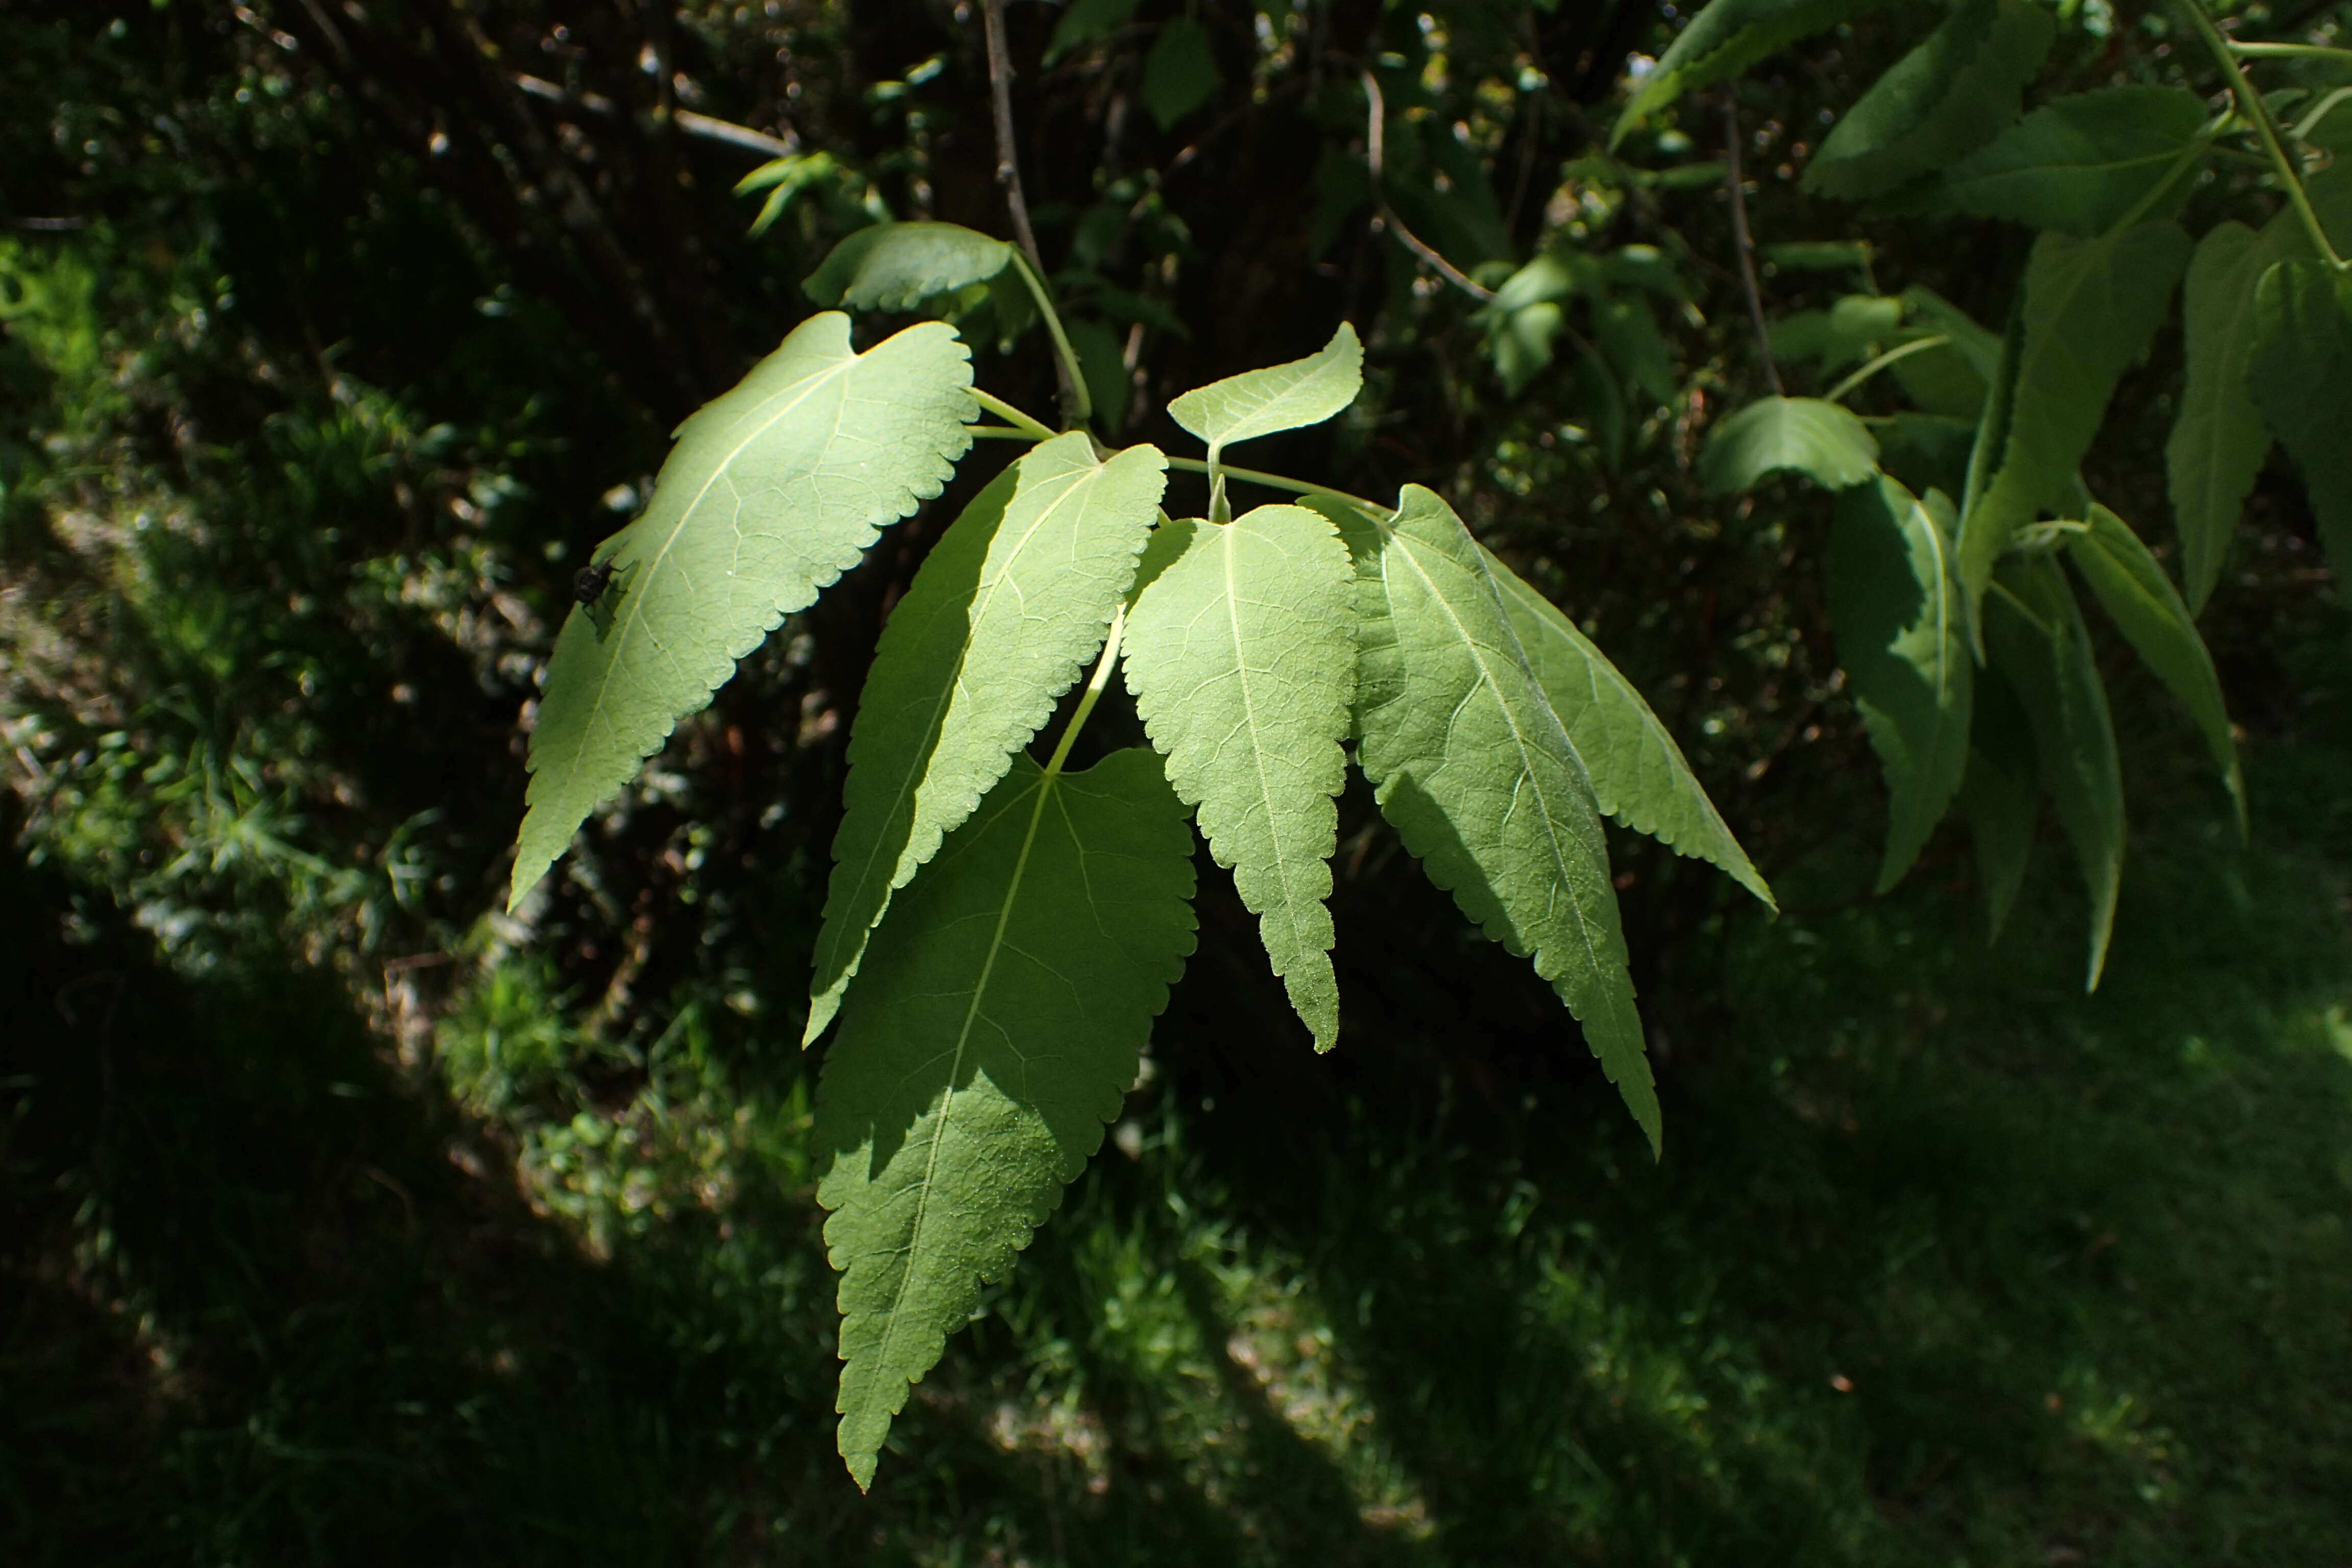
[1362,71,1494,303]
[508,74,798,159]
[1721,90,1782,397]
[979,0,1084,424]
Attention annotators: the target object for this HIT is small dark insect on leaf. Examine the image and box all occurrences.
[575,559,618,606]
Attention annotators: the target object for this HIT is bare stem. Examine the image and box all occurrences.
[981,0,1088,424]
[1362,71,1496,303]
[1722,90,1783,396]
[1043,606,1126,778]
[969,386,1056,439]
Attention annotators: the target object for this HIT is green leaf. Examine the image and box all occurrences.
[2062,505,2242,828]
[1065,317,1131,438]
[1891,286,2004,419]
[1484,548,1773,908]
[1955,221,2190,621]
[1830,477,1974,893]
[816,748,1196,1489]
[1877,412,1980,496]
[1168,323,1364,464]
[1961,661,2039,940]
[2248,259,2352,573]
[1803,0,2055,200]
[803,222,1015,311]
[1763,239,1875,273]
[1699,396,1880,494]
[736,151,843,238]
[1488,299,1565,393]
[1982,553,2122,990]
[804,434,1167,1043]
[511,314,973,911]
[1610,0,1891,148]
[1046,0,1140,63]
[1938,86,2209,235]
[1343,487,1659,1153]
[1767,293,1904,372]
[1122,506,1357,1051]
[1595,292,1679,407]
[2166,220,2301,612]
[1143,17,1217,129]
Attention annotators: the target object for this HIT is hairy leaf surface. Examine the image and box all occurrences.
[1343,487,1659,1153]
[2166,219,2299,611]
[803,222,1015,310]
[816,749,1196,1489]
[805,434,1167,1042]
[512,314,974,909]
[1611,0,1889,147]
[1483,549,1772,906]
[1699,396,1880,493]
[1955,221,2189,619]
[1830,477,1973,893]
[2063,506,2242,827]
[1802,0,2054,200]
[1939,86,2207,234]
[2249,259,2352,572]
[1984,553,2122,990]
[1168,323,1363,461]
[1123,506,1356,1050]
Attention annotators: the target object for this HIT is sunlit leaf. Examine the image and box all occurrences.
[1699,396,1880,493]
[1168,322,1364,462]
[803,222,1015,311]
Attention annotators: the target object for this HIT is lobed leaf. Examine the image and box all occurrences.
[804,222,1015,312]
[2063,505,2242,829]
[1829,477,1974,893]
[815,749,1196,1489]
[804,434,1167,1042]
[511,314,974,910]
[1699,396,1880,494]
[1955,221,2189,622]
[1343,487,1659,1154]
[1983,553,2122,990]
[2248,259,2352,574]
[1611,0,1891,148]
[1122,506,1357,1050]
[1939,86,2209,235]
[1483,548,1772,907]
[1168,323,1364,462]
[1802,0,2054,200]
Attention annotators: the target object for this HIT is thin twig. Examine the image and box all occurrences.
[511,72,798,158]
[1721,90,1783,396]
[1363,71,1496,303]
[982,0,1086,423]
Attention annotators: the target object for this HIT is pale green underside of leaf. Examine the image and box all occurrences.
[1482,549,1773,908]
[1956,221,2189,621]
[1830,476,1974,893]
[1803,0,2054,201]
[1611,0,1889,148]
[1984,553,2122,991]
[2063,505,2242,829]
[1343,486,1659,1154]
[2249,259,2352,575]
[2165,219,2298,612]
[1699,396,1881,494]
[1122,506,1356,1051]
[815,749,1196,1490]
[1939,86,2208,235]
[803,222,1015,311]
[804,435,1168,1043]
[511,314,974,910]
[1167,323,1363,462]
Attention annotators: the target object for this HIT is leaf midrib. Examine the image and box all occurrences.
[1216,526,1313,963]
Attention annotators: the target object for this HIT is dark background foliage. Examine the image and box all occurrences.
[4,0,2350,1561]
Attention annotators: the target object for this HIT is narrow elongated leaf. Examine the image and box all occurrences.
[2063,505,2243,827]
[2248,259,2352,572]
[1956,222,2190,618]
[1344,487,1659,1153]
[816,749,1196,1490]
[1940,86,2209,235]
[1803,0,2054,199]
[1983,553,2122,990]
[1123,506,1356,1050]
[1961,663,2039,940]
[1830,477,1974,892]
[803,222,1015,311]
[2165,220,2297,611]
[1611,0,1890,148]
[1483,548,1772,906]
[511,314,974,910]
[1699,396,1880,493]
[804,434,1167,1042]
[1168,323,1363,462]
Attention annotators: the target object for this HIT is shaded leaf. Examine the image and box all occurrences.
[1803,0,2055,199]
[804,222,1015,311]
[1699,396,1880,493]
[817,749,1196,1489]
[2248,258,2352,572]
[1611,0,1891,148]
[1939,86,2208,235]
[1123,506,1357,1050]
[1768,294,1903,372]
[512,314,973,909]
[1143,17,1217,129]
[1046,0,1139,63]
[803,433,1166,1042]
[1595,292,1679,406]
[1830,477,1974,892]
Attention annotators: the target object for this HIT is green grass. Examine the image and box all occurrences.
[6,729,2351,1565]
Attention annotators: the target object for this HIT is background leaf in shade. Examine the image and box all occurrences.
[1698,396,1880,494]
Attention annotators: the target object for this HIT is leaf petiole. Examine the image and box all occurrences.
[2226,39,2352,63]
[1008,250,1094,427]
[968,387,1056,439]
[1162,455,1386,517]
[1043,604,1126,779]
[1824,334,1952,404]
